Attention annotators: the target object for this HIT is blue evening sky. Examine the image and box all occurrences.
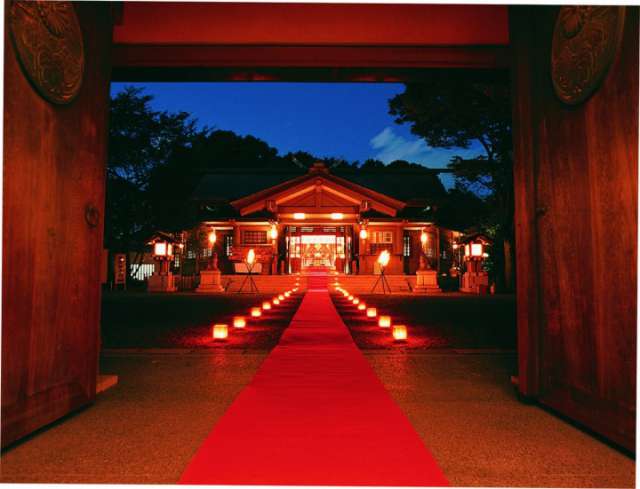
[110,82,484,188]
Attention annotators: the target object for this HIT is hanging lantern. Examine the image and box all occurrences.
[366,307,377,318]
[357,303,366,311]
[359,228,368,240]
[212,324,229,340]
[392,325,408,341]
[269,224,278,240]
[233,316,246,329]
[420,229,428,246]
[262,301,272,310]
[378,315,391,328]
[250,307,262,318]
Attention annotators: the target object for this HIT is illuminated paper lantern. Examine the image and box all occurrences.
[366,308,377,318]
[378,315,391,328]
[331,212,344,220]
[213,324,228,340]
[247,248,256,265]
[392,325,408,341]
[284,292,291,297]
[352,298,360,305]
[359,228,368,240]
[273,298,281,305]
[293,212,306,220]
[278,294,285,301]
[348,295,354,300]
[378,250,390,268]
[357,303,366,311]
[208,229,217,244]
[262,301,272,310]
[270,224,278,240]
[233,316,246,329]
[250,307,262,318]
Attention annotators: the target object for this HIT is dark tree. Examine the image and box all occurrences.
[106,86,202,257]
[388,74,514,290]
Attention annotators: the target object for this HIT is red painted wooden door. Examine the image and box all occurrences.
[2,3,113,447]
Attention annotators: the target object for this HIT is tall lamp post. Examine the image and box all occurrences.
[371,250,391,294]
[238,248,259,293]
[148,236,177,292]
[196,226,223,293]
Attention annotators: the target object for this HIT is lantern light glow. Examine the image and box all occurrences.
[379,315,391,328]
[392,325,408,341]
[250,307,262,317]
[278,294,285,300]
[233,317,246,328]
[293,213,306,220]
[247,248,256,264]
[378,250,391,268]
[359,228,368,240]
[262,301,272,310]
[471,243,483,257]
[273,298,280,305]
[357,303,366,311]
[420,230,427,245]
[331,213,344,220]
[213,324,229,340]
[153,242,167,257]
[208,230,217,244]
[366,308,377,318]
[352,298,360,305]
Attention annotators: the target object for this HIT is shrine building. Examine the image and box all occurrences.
[183,162,463,275]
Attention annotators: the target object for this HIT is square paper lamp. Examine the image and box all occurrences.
[213,324,229,340]
[273,298,281,305]
[358,303,366,311]
[278,294,285,301]
[378,315,391,328]
[392,325,408,341]
[284,292,291,297]
[233,316,246,329]
[251,307,262,318]
[262,301,272,310]
[352,298,360,305]
[366,308,377,318]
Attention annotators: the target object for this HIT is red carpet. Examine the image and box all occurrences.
[180,273,448,486]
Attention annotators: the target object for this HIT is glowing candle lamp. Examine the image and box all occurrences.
[273,298,280,305]
[262,301,272,310]
[293,287,298,292]
[250,307,262,318]
[378,315,391,328]
[278,294,285,301]
[348,295,354,300]
[212,324,229,340]
[284,292,291,297]
[233,316,246,329]
[366,307,377,318]
[357,303,366,311]
[352,298,360,305]
[392,325,408,341]
[342,291,349,296]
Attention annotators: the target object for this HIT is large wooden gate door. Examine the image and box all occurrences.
[2,3,113,447]
[511,7,637,451]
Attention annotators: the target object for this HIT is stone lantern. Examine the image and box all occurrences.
[148,233,177,292]
[459,234,492,294]
[197,226,224,293]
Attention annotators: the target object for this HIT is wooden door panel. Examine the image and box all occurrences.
[2,3,113,447]
[511,6,637,451]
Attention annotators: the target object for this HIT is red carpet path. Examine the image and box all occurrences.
[180,274,448,486]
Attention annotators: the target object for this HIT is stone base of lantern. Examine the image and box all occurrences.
[196,270,224,293]
[147,273,177,292]
[414,269,442,294]
[460,271,489,294]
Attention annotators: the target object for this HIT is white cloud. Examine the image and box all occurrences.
[369,126,483,168]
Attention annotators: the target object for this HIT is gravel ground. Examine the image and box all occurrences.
[101,291,303,349]
[331,293,516,351]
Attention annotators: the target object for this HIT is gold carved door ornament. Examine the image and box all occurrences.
[551,6,625,106]
[9,1,85,105]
